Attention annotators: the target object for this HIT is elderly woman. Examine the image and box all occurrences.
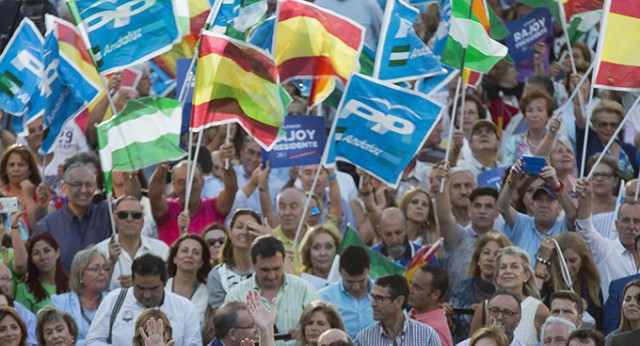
[295,301,345,346]
[35,307,78,346]
[50,248,108,345]
[298,225,342,279]
[576,100,639,180]
[0,306,28,346]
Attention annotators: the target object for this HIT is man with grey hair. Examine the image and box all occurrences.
[33,161,112,271]
[447,167,476,228]
[539,317,576,346]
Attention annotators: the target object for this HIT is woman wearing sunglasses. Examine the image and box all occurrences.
[201,225,227,267]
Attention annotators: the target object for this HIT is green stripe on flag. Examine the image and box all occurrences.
[442,17,508,73]
[339,227,405,279]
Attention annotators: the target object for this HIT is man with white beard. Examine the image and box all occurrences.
[370,208,423,268]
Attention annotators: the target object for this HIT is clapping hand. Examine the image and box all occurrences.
[139,318,175,346]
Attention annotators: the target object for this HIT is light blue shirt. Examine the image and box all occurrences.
[14,302,37,346]
[318,278,374,340]
[50,291,107,346]
[502,212,568,263]
[232,165,285,214]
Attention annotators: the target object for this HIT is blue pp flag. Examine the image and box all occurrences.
[374,0,445,82]
[247,16,275,53]
[68,0,181,74]
[323,73,443,187]
[430,0,451,58]
[41,27,100,154]
[0,18,45,117]
[414,65,458,96]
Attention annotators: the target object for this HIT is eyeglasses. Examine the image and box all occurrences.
[115,211,144,220]
[66,181,96,190]
[206,237,225,246]
[592,172,615,180]
[369,293,395,304]
[596,121,620,130]
[85,265,111,273]
[487,307,519,319]
[0,276,12,283]
[310,207,321,216]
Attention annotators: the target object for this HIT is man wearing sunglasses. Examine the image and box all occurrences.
[95,195,169,290]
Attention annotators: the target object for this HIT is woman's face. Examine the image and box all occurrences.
[174,239,204,273]
[523,178,545,214]
[230,215,260,249]
[309,232,336,274]
[524,98,549,130]
[496,254,529,292]
[550,143,575,173]
[459,101,480,135]
[6,153,30,186]
[405,192,430,224]
[81,255,109,294]
[622,285,640,323]
[204,229,226,262]
[562,248,583,280]
[593,111,621,144]
[0,315,22,346]
[31,240,59,276]
[42,319,74,346]
[591,163,617,197]
[304,311,331,345]
[305,199,322,226]
[478,241,501,280]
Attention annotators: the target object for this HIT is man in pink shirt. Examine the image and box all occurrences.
[149,142,237,245]
[408,265,453,346]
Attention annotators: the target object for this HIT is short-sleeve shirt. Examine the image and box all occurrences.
[502,212,568,263]
[156,197,227,245]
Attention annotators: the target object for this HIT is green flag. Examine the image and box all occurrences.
[339,227,405,279]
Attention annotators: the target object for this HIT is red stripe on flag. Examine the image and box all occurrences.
[201,34,277,83]
[610,1,640,18]
[278,56,342,83]
[191,99,280,140]
[278,0,363,50]
[595,61,640,89]
[55,21,93,65]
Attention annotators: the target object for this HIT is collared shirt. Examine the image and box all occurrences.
[223,273,319,346]
[443,226,480,290]
[318,279,375,340]
[95,234,170,291]
[166,278,208,328]
[409,307,453,346]
[13,302,37,346]
[233,165,284,214]
[502,212,568,264]
[575,216,639,301]
[85,288,202,346]
[50,291,107,346]
[354,317,442,346]
[33,202,112,271]
[458,156,502,177]
[156,196,227,245]
[272,225,305,271]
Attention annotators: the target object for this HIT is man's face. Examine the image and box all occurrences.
[172,164,203,202]
[379,216,406,259]
[133,274,165,308]
[469,195,499,231]
[229,309,258,343]
[300,165,327,196]
[616,203,640,249]
[532,192,560,226]
[114,199,144,237]
[370,285,401,322]
[340,268,370,299]
[277,189,304,234]
[254,253,285,291]
[449,172,474,208]
[62,165,97,210]
[550,298,582,327]
[470,125,499,153]
[241,141,262,174]
[486,295,521,337]
[25,116,44,151]
[408,270,435,310]
[542,323,571,346]
[0,265,12,296]
[568,339,595,346]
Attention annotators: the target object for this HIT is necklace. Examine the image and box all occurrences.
[80,295,102,325]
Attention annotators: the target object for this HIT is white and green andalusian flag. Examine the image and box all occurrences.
[97,97,186,193]
[441,0,508,73]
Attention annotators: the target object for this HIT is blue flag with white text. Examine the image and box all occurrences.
[374,0,444,82]
[0,18,44,117]
[68,0,181,74]
[41,28,100,153]
[430,0,451,58]
[323,73,443,187]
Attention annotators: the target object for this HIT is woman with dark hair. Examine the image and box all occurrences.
[166,234,211,328]
[0,306,28,346]
[513,176,545,215]
[201,225,226,267]
[35,307,78,346]
[14,234,68,313]
[207,209,269,309]
[605,279,640,345]
[295,301,345,346]
[585,155,621,239]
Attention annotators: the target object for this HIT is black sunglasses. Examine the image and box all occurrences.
[207,237,226,246]
[115,211,144,220]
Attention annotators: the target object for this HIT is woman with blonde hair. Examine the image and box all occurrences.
[132,308,173,346]
[398,187,438,246]
[0,306,28,346]
[469,323,510,346]
[295,301,345,346]
[298,225,342,279]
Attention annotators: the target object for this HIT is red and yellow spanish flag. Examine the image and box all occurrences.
[191,32,287,150]
[404,238,443,282]
[594,0,640,90]
[562,0,604,22]
[274,0,364,84]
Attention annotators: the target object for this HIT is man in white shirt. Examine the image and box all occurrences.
[85,254,202,345]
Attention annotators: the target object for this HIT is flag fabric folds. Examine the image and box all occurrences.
[405,239,443,282]
[562,0,604,22]
[373,0,445,83]
[593,0,640,91]
[96,97,186,193]
[191,32,288,150]
[339,227,405,279]
[441,0,508,73]
[323,73,443,187]
[274,0,365,84]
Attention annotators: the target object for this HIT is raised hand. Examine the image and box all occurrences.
[246,290,276,332]
[139,317,176,346]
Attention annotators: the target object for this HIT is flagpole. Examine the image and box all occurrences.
[615,179,625,214]
[459,83,468,133]
[635,173,640,201]
[586,94,640,179]
[292,166,322,249]
[184,130,204,215]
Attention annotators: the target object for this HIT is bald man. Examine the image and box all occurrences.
[318,329,352,346]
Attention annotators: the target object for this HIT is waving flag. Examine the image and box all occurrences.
[67,0,181,74]
[562,0,604,22]
[191,32,288,150]
[374,0,444,82]
[441,0,508,72]
[405,238,443,281]
[323,73,443,187]
[274,0,365,84]
[0,18,44,117]
[593,0,640,90]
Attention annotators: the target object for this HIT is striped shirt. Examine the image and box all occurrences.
[355,317,442,346]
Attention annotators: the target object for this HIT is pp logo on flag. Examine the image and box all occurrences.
[342,98,415,136]
[84,0,157,31]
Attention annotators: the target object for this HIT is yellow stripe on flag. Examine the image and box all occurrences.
[472,0,490,32]
[601,13,640,67]
[275,16,359,81]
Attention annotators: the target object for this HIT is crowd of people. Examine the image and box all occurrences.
[1,0,640,345]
